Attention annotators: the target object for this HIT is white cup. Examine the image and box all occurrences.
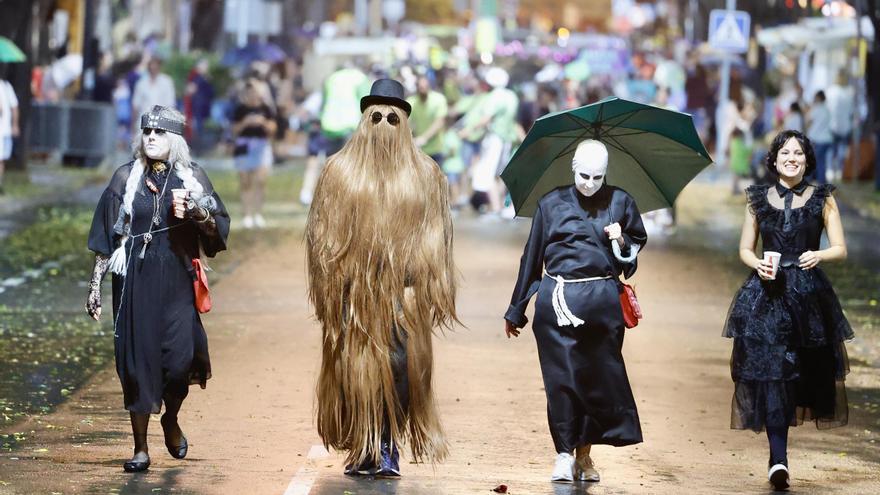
[763,251,781,280]
[171,189,188,218]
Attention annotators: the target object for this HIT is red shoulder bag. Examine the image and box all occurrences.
[620,283,642,328]
[192,259,212,313]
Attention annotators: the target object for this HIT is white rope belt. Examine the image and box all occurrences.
[544,270,612,327]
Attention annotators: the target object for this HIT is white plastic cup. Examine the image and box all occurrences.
[171,189,188,218]
[763,251,781,280]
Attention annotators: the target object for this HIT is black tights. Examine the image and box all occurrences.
[130,412,150,456]
[766,425,789,465]
[129,388,187,456]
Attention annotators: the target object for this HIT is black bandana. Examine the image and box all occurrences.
[140,105,185,135]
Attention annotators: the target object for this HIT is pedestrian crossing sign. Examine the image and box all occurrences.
[709,9,750,53]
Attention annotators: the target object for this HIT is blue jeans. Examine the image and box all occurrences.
[830,132,851,176]
[812,142,831,184]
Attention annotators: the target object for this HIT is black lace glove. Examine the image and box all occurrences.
[86,255,109,321]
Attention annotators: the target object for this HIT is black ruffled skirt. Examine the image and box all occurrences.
[723,266,853,431]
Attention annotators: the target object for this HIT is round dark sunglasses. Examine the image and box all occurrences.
[143,128,167,136]
[371,111,400,126]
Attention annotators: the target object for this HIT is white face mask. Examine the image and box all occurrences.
[572,141,608,197]
[142,128,171,161]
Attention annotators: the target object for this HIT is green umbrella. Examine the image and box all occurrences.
[501,97,712,217]
[0,36,26,63]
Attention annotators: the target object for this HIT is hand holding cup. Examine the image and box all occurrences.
[759,251,781,280]
[171,189,189,219]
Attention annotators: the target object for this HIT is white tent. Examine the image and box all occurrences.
[756,16,874,50]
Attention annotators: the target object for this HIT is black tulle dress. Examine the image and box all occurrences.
[88,162,230,414]
[724,183,852,432]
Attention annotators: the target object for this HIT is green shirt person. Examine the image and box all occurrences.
[485,85,520,144]
[455,90,490,143]
[320,66,370,139]
[407,76,448,158]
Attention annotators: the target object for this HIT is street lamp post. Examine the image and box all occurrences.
[715,0,737,169]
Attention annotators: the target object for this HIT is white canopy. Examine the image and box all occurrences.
[756,16,874,50]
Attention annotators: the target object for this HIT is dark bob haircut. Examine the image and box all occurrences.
[765,129,816,178]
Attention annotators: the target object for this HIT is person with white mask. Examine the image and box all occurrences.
[504,139,648,484]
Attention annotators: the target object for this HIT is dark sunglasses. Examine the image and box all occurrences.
[371,111,400,126]
[143,128,167,136]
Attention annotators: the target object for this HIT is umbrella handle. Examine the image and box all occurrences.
[611,239,639,264]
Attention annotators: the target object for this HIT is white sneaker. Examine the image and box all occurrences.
[253,213,266,228]
[242,215,254,229]
[768,463,789,490]
[575,454,600,482]
[551,453,575,483]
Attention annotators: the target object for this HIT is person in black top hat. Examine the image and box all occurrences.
[307,79,457,477]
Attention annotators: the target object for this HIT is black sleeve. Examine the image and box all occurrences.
[87,188,123,256]
[87,164,131,256]
[618,193,647,279]
[192,165,230,257]
[504,203,547,328]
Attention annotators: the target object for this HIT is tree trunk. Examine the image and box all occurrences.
[0,0,37,171]
[190,0,224,52]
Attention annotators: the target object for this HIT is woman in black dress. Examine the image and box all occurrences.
[724,129,851,490]
[85,106,230,472]
[504,140,647,483]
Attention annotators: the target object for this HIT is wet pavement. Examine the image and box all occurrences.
[0,164,878,494]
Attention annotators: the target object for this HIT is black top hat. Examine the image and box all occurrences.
[360,78,411,116]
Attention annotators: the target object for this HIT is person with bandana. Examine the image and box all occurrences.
[503,139,647,483]
[85,106,230,472]
[724,129,851,491]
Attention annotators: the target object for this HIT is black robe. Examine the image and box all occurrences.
[505,184,647,453]
[88,162,230,414]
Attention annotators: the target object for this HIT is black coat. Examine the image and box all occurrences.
[505,184,647,452]
[88,162,230,414]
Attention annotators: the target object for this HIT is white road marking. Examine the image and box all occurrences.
[282,445,330,495]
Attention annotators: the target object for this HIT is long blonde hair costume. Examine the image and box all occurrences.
[306,104,457,466]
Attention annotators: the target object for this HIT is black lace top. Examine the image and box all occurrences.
[745,183,836,267]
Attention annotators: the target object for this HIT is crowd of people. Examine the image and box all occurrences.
[9,26,864,234]
[715,68,857,195]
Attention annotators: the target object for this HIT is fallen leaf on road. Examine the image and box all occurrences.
[492,484,508,493]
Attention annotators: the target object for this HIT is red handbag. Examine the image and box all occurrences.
[620,283,642,329]
[192,259,212,313]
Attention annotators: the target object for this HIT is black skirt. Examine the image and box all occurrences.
[532,276,643,453]
[723,265,853,431]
